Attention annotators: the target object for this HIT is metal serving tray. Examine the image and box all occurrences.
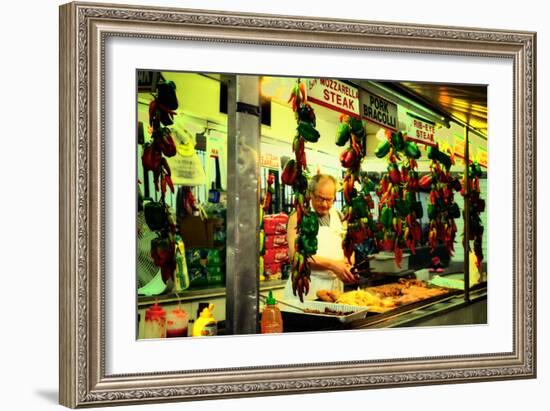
[278,300,369,323]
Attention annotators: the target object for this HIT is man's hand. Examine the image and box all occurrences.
[330,260,357,284]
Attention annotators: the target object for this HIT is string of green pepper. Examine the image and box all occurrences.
[335,114,374,262]
[374,130,422,267]
[461,161,485,269]
[281,79,320,301]
[142,79,179,283]
[423,144,462,258]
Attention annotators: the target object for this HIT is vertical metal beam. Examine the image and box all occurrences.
[225,75,261,335]
[463,126,471,302]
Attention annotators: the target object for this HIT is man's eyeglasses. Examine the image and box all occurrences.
[312,193,335,204]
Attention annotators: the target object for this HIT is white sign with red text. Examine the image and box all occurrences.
[260,152,280,169]
[307,78,360,118]
[360,90,398,130]
[406,115,436,146]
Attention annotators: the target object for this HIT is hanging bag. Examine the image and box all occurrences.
[166,125,206,186]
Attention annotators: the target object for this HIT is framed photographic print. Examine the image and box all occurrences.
[59,1,536,408]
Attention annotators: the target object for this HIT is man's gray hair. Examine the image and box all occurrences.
[308,173,337,196]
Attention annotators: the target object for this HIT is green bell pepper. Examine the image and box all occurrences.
[297,121,320,142]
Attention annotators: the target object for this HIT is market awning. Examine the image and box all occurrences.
[381,81,487,139]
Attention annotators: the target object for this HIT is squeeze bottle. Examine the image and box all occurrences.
[192,304,217,337]
[144,303,167,339]
[261,291,283,334]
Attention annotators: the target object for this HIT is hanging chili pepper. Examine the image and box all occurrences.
[283,79,322,301]
[336,115,375,270]
[262,173,275,213]
[300,213,319,236]
[336,122,352,146]
[281,159,300,186]
[388,163,401,184]
[143,79,181,287]
[158,127,177,157]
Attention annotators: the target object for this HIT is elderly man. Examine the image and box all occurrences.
[284,174,357,301]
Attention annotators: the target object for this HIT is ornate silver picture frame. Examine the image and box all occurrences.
[59,1,536,407]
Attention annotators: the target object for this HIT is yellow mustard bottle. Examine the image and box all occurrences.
[192,304,217,337]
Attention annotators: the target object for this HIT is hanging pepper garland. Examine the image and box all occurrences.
[421,144,462,259]
[335,115,374,262]
[374,131,422,268]
[142,80,179,283]
[281,79,320,301]
[462,161,485,269]
[400,136,423,256]
[258,173,275,280]
[262,173,275,213]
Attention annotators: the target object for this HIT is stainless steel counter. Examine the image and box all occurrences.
[137,279,287,307]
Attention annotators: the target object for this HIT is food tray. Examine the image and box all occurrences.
[278,300,369,323]
[370,252,410,273]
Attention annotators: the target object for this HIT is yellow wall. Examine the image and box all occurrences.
[138,72,487,183]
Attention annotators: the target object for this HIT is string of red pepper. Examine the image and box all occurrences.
[374,131,422,268]
[262,173,275,213]
[141,80,179,284]
[421,144,462,259]
[281,79,321,301]
[335,115,374,263]
[461,161,485,268]
[258,172,275,280]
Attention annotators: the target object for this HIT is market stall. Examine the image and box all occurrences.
[135,71,488,339]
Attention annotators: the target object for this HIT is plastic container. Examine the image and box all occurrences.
[206,248,222,266]
[415,268,431,282]
[264,234,288,249]
[188,266,209,287]
[206,265,224,284]
[370,251,410,273]
[263,213,289,235]
[264,263,282,277]
[261,291,283,334]
[263,247,289,265]
[192,304,217,337]
[144,303,167,339]
[166,306,189,338]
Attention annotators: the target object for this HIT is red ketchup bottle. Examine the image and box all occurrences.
[261,291,283,334]
[166,306,189,338]
[144,303,167,339]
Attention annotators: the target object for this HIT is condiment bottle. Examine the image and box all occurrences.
[208,182,220,203]
[192,304,217,337]
[166,306,189,338]
[261,291,283,334]
[144,303,166,339]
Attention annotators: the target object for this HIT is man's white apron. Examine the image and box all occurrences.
[284,207,345,301]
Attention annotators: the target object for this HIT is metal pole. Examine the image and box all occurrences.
[225,75,261,334]
[463,126,470,302]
